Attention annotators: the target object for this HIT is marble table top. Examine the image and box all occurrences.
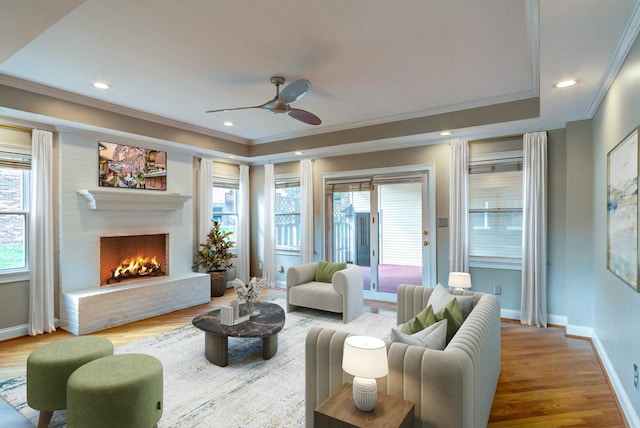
[192,302,285,338]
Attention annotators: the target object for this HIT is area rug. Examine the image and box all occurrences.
[0,301,396,427]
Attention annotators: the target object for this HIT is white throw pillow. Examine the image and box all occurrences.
[391,319,448,350]
[427,284,455,312]
[428,283,474,319]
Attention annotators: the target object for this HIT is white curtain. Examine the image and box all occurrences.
[197,157,213,248]
[263,164,276,286]
[237,164,250,283]
[521,131,547,327]
[29,129,55,335]
[449,140,469,272]
[300,159,314,264]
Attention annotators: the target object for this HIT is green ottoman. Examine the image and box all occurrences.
[66,353,163,428]
[26,336,114,428]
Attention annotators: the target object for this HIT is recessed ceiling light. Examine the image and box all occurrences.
[440,131,452,136]
[294,151,303,155]
[223,121,234,127]
[555,80,577,88]
[228,155,236,159]
[93,82,111,90]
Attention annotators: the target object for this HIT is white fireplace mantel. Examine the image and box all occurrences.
[78,189,191,210]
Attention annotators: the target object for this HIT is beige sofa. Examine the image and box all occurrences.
[305,284,501,428]
[286,262,364,323]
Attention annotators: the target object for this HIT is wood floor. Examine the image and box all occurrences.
[0,288,628,427]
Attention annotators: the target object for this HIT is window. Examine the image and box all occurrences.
[0,159,30,272]
[275,178,301,251]
[468,151,522,262]
[212,176,238,247]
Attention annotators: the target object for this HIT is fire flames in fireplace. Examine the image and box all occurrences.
[108,255,165,284]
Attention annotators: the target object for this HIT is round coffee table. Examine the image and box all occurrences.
[192,302,285,367]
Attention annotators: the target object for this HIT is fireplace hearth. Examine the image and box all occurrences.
[100,234,168,285]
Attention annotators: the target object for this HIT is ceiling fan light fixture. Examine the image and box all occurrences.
[206,76,321,125]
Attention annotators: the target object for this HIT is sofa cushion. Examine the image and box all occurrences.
[315,261,347,283]
[400,304,437,334]
[428,283,475,319]
[434,297,464,344]
[392,319,447,349]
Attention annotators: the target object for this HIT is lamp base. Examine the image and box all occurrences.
[352,377,377,412]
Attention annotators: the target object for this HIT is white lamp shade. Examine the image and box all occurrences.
[448,272,472,289]
[342,336,388,379]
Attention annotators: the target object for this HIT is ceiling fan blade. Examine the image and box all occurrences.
[278,79,311,104]
[288,108,321,125]
[205,105,262,113]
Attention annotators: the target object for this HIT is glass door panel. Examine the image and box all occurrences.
[375,181,424,295]
[330,190,372,289]
[326,170,433,301]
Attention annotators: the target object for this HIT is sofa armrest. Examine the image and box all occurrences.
[305,326,352,428]
[332,264,363,323]
[286,262,318,288]
[396,283,433,324]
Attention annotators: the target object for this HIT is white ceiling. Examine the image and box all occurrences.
[0,0,639,154]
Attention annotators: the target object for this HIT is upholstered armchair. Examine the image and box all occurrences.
[286,262,363,323]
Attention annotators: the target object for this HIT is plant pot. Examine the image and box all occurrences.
[209,270,227,297]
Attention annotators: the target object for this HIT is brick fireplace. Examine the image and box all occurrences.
[57,133,210,335]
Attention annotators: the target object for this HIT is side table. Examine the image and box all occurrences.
[314,383,415,428]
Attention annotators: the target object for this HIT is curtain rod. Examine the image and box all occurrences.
[0,123,32,133]
[468,133,523,144]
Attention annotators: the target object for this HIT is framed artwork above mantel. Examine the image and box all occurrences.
[98,141,167,191]
[607,127,639,292]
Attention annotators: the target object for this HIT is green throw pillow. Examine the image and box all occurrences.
[401,304,437,335]
[435,298,464,344]
[315,261,347,283]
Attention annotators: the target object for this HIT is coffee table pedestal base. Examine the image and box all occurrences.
[205,332,279,367]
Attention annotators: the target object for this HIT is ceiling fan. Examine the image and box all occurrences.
[206,76,321,125]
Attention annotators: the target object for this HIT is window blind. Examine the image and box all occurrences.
[468,157,523,259]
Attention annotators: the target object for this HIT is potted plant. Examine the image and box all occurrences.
[193,220,237,297]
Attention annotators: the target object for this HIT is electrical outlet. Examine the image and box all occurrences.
[634,364,639,390]
[494,284,502,295]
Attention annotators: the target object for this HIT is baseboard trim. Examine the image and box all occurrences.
[0,318,61,341]
[565,323,594,338]
[0,324,29,341]
[500,308,520,320]
[590,331,640,428]
[500,309,569,329]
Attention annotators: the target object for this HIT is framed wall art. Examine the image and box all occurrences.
[98,141,167,191]
[607,127,639,292]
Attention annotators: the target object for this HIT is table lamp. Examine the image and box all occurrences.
[342,335,388,412]
[448,272,472,291]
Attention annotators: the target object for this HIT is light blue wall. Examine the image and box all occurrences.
[546,128,570,319]
[592,30,640,419]
[564,121,594,327]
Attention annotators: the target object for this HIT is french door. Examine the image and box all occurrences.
[324,166,435,301]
